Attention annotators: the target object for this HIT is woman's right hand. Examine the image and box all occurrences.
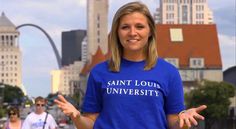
[54,94,81,119]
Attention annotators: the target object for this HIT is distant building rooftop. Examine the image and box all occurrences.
[0,12,16,27]
[156,24,222,69]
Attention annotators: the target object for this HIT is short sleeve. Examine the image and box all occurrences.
[165,68,185,114]
[47,114,57,128]
[82,72,103,113]
[21,114,31,129]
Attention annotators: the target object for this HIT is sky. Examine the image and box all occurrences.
[0,0,235,97]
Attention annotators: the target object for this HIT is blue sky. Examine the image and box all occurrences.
[0,0,235,97]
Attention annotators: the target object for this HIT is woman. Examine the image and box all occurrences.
[55,2,207,129]
[3,107,23,129]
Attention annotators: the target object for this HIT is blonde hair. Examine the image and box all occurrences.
[109,2,158,72]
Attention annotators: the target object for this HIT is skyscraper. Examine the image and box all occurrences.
[0,12,22,87]
[154,0,213,24]
[87,0,108,61]
[61,29,86,66]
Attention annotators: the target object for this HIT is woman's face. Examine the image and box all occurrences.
[8,111,18,122]
[118,12,150,57]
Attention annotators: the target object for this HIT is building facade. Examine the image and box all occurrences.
[154,0,214,24]
[81,37,88,64]
[156,24,222,92]
[87,0,108,61]
[51,61,84,95]
[61,30,86,66]
[0,12,22,87]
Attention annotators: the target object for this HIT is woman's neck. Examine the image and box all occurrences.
[123,52,146,61]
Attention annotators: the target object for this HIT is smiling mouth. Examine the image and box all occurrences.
[127,39,139,43]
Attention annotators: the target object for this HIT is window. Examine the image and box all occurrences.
[97,14,100,21]
[182,5,188,24]
[201,13,204,19]
[190,58,204,68]
[170,28,183,42]
[165,58,179,68]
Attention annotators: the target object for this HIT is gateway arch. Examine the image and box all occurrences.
[16,23,62,68]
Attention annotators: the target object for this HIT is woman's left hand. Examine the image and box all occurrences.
[178,105,207,128]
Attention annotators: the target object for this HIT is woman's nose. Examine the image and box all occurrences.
[129,27,137,36]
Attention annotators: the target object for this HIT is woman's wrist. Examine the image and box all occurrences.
[178,110,190,129]
[76,110,81,119]
[70,110,81,120]
[178,110,186,116]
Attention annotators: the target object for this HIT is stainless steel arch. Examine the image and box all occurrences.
[16,24,62,68]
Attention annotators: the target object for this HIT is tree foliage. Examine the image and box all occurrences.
[185,80,235,129]
[186,80,235,119]
[0,83,24,105]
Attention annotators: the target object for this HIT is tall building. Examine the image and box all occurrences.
[51,0,109,96]
[61,30,86,66]
[154,0,214,24]
[0,12,22,87]
[87,0,108,61]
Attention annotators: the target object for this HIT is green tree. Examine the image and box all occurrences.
[185,80,235,129]
[0,108,6,118]
[2,84,24,105]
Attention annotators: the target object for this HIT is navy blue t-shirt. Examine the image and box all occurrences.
[82,58,185,129]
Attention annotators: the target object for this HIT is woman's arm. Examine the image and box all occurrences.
[167,105,207,129]
[54,95,99,129]
[70,111,99,129]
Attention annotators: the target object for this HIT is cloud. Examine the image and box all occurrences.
[208,0,235,10]
[75,0,87,7]
[213,4,235,36]
[219,35,236,46]
[218,34,236,70]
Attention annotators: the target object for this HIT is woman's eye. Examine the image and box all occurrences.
[121,26,129,29]
[136,25,145,29]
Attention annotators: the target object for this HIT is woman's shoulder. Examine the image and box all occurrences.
[90,60,109,72]
[156,58,179,72]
